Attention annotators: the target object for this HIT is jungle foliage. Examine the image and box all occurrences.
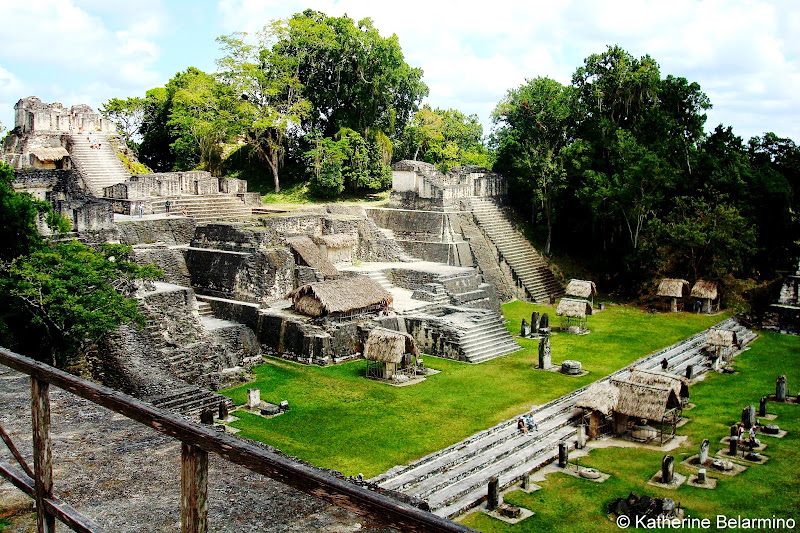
[493,45,800,294]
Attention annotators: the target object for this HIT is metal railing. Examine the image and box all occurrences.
[0,347,475,533]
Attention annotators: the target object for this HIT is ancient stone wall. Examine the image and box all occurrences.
[403,316,465,361]
[14,97,116,134]
[185,247,294,305]
[116,218,197,245]
[191,223,278,252]
[130,244,192,286]
[197,295,261,332]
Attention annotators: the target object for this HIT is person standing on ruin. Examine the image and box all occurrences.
[138,202,144,218]
[165,199,171,216]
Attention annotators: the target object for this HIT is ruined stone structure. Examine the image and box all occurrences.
[765,260,800,334]
[363,161,564,304]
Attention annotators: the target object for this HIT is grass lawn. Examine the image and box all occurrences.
[459,330,800,532]
[222,302,729,478]
[260,180,391,206]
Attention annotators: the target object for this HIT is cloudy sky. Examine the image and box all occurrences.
[1,0,798,143]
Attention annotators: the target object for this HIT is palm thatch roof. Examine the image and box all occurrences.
[288,276,391,317]
[565,279,597,298]
[556,298,593,318]
[625,369,689,398]
[691,280,718,300]
[286,235,340,278]
[576,381,620,416]
[657,278,690,298]
[320,233,358,249]
[364,327,419,363]
[707,329,739,348]
[612,380,681,420]
[30,147,69,161]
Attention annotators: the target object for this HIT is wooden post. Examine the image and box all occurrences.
[181,443,208,533]
[31,378,55,533]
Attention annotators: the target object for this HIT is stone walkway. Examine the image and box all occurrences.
[371,317,757,519]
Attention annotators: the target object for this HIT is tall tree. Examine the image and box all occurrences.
[216,29,312,192]
[271,10,428,139]
[99,97,145,149]
[493,77,574,255]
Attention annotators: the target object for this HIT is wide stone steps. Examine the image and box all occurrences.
[375,317,755,518]
[364,271,394,291]
[149,386,234,419]
[470,198,563,303]
[197,301,214,317]
[455,316,520,363]
[68,134,131,196]
[150,196,252,222]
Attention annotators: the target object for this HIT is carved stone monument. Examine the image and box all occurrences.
[538,336,551,369]
[776,375,787,402]
[661,455,674,484]
[685,364,694,380]
[729,436,738,456]
[521,318,531,337]
[759,396,767,417]
[558,442,568,467]
[487,477,500,511]
[530,312,540,335]
[539,313,550,334]
[661,358,669,370]
[200,408,214,425]
[697,468,706,484]
[577,424,586,449]
[218,401,229,421]
[247,388,261,409]
[699,439,709,464]
[742,405,756,429]
[561,360,583,375]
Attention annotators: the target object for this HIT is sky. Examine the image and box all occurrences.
[1,0,799,144]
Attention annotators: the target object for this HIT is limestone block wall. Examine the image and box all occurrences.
[261,213,325,238]
[184,247,294,305]
[219,177,247,194]
[191,223,278,253]
[403,316,466,361]
[139,285,204,346]
[257,312,333,363]
[116,218,197,246]
[130,244,192,286]
[196,295,261,332]
[365,208,445,239]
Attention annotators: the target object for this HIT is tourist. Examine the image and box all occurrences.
[165,199,171,216]
[130,202,136,216]
[181,205,188,217]
[138,202,144,218]
[517,418,528,435]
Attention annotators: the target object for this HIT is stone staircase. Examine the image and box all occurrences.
[149,385,234,420]
[454,311,521,363]
[196,301,214,318]
[150,195,252,222]
[364,271,394,291]
[67,133,131,196]
[468,197,563,303]
[373,317,756,518]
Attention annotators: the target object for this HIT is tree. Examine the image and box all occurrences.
[493,77,574,255]
[216,29,312,192]
[0,162,69,262]
[99,97,145,149]
[659,197,756,280]
[0,241,161,367]
[271,10,428,138]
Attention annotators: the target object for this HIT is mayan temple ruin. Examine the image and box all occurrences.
[0,97,781,531]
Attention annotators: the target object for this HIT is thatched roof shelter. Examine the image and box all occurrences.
[707,329,739,348]
[320,234,358,249]
[565,279,596,299]
[611,380,681,420]
[556,298,593,318]
[576,382,620,416]
[691,280,718,300]
[30,147,69,161]
[626,369,689,399]
[286,235,340,278]
[364,327,419,363]
[288,277,391,317]
[657,279,690,298]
